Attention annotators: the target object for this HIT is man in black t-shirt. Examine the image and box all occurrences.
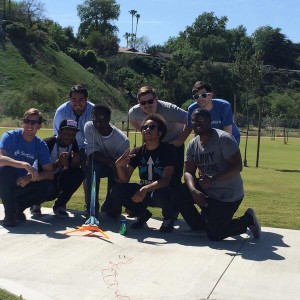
[111,114,177,233]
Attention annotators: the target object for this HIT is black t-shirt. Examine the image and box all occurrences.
[129,142,177,186]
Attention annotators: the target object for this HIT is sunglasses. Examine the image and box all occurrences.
[23,119,41,125]
[141,124,157,131]
[193,93,211,100]
[139,98,155,106]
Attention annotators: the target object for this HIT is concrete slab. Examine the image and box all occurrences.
[0,204,299,300]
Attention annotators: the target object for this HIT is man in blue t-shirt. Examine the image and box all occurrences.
[0,108,54,227]
[179,81,240,145]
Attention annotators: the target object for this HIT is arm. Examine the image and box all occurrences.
[132,165,174,203]
[129,120,141,131]
[184,160,208,208]
[115,149,135,183]
[0,150,39,181]
[223,124,233,135]
[170,124,192,147]
[200,150,242,189]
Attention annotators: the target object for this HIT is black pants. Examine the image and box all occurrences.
[47,167,85,208]
[0,166,53,215]
[178,183,251,241]
[172,144,184,185]
[110,182,176,220]
[86,160,116,212]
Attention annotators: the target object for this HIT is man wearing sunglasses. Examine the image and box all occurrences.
[129,86,188,185]
[180,81,240,145]
[111,114,177,233]
[0,108,54,227]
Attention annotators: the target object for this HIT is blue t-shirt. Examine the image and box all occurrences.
[0,129,51,177]
[53,101,94,150]
[187,99,240,144]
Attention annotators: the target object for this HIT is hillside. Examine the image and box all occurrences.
[0,38,128,126]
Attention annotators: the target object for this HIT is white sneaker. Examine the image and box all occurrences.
[180,229,206,236]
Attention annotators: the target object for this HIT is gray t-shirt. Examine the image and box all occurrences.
[84,121,129,159]
[185,129,244,202]
[129,100,187,143]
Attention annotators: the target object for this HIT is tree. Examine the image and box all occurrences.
[123,32,130,47]
[77,0,120,38]
[133,13,140,49]
[19,0,45,28]
[128,9,137,48]
[252,26,298,69]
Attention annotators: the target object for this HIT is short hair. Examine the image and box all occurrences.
[92,104,111,117]
[142,114,167,142]
[137,86,157,101]
[23,108,43,124]
[69,84,88,98]
[192,81,212,94]
[191,108,212,122]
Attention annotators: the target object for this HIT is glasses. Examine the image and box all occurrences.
[139,99,155,106]
[193,93,211,100]
[141,124,157,131]
[23,119,41,125]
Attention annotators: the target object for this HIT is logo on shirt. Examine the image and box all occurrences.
[14,149,34,160]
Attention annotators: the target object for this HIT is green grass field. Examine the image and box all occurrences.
[1,127,300,230]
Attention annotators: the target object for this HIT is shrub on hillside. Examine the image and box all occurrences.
[5,22,27,40]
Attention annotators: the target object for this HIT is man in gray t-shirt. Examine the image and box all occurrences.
[178,108,261,241]
[84,104,129,218]
[129,85,187,185]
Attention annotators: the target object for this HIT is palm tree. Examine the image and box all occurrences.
[129,9,137,48]
[133,13,140,49]
[123,32,130,48]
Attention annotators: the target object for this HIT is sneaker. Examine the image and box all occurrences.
[159,219,174,233]
[125,208,137,218]
[131,210,152,229]
[53,206,69,217]
[3,214,16,227]
[245,208,261,239]
[180,229,207,236]
[15,211,26,221]
[30,204,41,215]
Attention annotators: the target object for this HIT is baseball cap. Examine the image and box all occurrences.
[59,119,80,131]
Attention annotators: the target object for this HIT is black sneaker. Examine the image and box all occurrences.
[131,210,152,229]
[245,208,261,239]
[15,211,26,221]
[3,214,16,227]
[30,204,41,215]
[159,219,174,233]
[53,206,69,217]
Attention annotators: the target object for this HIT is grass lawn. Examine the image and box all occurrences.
[1,127,300,230]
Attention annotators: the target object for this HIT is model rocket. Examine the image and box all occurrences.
[65,171,109,238]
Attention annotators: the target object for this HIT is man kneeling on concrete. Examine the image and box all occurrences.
[30,119,85,217]
[111,114,177,233]
[0,108,54,227]
[178,108,261,240]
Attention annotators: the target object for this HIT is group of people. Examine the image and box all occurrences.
[0,81,261,240]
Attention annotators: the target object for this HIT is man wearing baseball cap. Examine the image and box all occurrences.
[30,119,84,217]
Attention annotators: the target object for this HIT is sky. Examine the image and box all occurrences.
[34,0,300,47]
